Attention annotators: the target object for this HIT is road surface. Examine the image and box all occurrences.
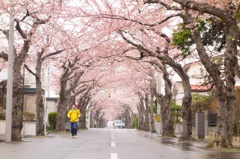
[0,126,240,159]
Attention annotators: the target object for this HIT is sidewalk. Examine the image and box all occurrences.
[132,129,240,150]
[0,134,4,141]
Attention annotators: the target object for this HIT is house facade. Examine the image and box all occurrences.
[174,60,240,106]
[0,66,58,121]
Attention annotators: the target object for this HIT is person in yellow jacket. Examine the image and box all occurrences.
[67,104,81,138]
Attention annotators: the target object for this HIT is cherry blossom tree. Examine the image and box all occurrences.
[23,22,71,136]
[0,2,54,140]
[3,0,238,147]
[144,0,240,148]
[77,0,194,140]
[55,55,86,131]
[151,61,175,137]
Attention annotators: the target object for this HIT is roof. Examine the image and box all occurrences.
[191,85,210,92]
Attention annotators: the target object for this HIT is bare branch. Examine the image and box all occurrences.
[15,20,27,39]
[0,51,8,61]
[86,13,181,27]
[24,64,37,78]
[0,29,9,38]
[144,0,182,10]
[42,49,64,61]
[20,9,30,21]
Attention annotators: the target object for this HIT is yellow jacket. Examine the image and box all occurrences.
[67,109,81,122]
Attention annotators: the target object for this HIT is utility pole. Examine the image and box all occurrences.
[5,9,14,143]
[156,75,163,134]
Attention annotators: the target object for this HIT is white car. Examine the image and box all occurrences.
[113,120,124,129]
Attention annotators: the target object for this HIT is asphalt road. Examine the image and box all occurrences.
[0,126,240,159]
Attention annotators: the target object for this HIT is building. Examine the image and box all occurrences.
[0,66,58,121]
[174,59,240,106]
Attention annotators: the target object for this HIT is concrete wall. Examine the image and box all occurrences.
[47,100,57,113]
[0,120,36,136]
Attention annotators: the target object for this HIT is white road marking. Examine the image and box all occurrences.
[111,131,114,139]
[111,153,118,159]
[110,131,118,159]
[111,141,116,147]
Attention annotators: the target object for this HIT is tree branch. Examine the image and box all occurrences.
[21,9,30,21]
[0,29,9,38]
[15,20,27,39]
[0,51,8,61]
[24,64,37,78]
[42,49,64,61]
[88,13,181,27]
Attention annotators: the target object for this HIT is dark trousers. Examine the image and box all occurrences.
[70,122,78,136]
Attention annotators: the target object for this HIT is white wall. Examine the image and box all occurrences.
[0,120,36,136]
[187,62,206,85]
[47,100,57,113]
[0,68,8,81]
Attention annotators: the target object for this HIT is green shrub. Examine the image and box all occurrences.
[134,115,138,129]
[23,111,35,121]
[48,112,57,129]
[170,100,182,123]
[0,108,5,120]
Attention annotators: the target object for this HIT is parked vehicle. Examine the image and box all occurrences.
[113,120,124,129]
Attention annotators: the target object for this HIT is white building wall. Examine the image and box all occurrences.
[0,68,8,82]
[47,101,57,113]
[186,62,206,85]
[0,120,36,136]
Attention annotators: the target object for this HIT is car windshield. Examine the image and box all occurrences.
[115,120,122,123]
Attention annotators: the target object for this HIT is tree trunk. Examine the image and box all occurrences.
[96,119,100,128]
[35,56,45,136]
[90,110,94,128]
[12,60,23,141]
[179,77,193,141]
[149,81,156,133]
[124,109,132,129]
[55,78,68,131]
[164,61,193,140]
[193,29,226,146]
[99,114,106,128]
[77,97,91,130]
[55,59,79,132]
[56,98,68,131]
[161,96,174,136]
[138,99,145,130]
[222,28,237,148]
[144,95,150,131]
[152,64,174,137]
[94,109,101,128]
[192,28,237,147]
[175,0,239,148]
[123,30,193,138]
[79,110,86,129]
[0,80,7,110]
